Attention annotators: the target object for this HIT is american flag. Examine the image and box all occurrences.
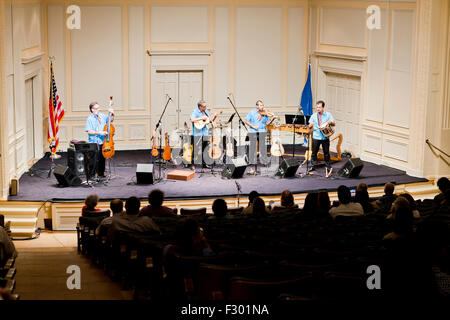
[48,62,64,154]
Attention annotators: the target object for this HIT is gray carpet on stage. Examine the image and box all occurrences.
[9,149,427,202]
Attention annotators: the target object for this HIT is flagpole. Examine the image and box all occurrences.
[48,56,61,160]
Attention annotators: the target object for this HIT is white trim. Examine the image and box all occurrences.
[149,50,214,56]
[314,51,367,61]
[21,52,45,64]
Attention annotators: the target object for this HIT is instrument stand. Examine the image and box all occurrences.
[47,149,57,179]
[152,96,172,184]
[298,131,312,178]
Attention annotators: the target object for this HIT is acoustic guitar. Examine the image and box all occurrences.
[225,128,234,158]
[163,132,172,161]
[151,130,159,157]
[270,128,284,157]
[208,126,222,160]
[194,110,223,130]
[102,96,115,159]
[182,122,192,163]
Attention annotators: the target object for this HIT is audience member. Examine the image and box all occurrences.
[209,199,232,220]
[0,226,16,264]
[252,197,269,217]
[317,190,331,218]
[398,193,420,219]
[329,185,364,219]
[107,196,160,240]
[140,189,176,218]
[242,191,260,215]
[355,189,374,214]
[383,197,413,240]
[81,194,102,216]
[96,199,124,236]
[375,182,397,212]
[302,192,318,216]
[433,177,450,211]
[279,190,297,209]
[356,182,368,193]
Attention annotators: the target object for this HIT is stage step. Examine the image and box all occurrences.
[0,202,43,239]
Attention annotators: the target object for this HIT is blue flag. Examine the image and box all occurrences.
[300,63,313,116]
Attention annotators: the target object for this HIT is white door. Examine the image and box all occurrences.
[25,78,36,162]
[152,70,203,136]
[325,73,361,156]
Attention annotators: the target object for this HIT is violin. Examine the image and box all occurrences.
[102,96,115,159]
[258,109,275,118]
[163,132,172,161]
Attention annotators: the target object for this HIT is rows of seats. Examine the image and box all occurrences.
[76,197,447,301]
[0,214,19,300]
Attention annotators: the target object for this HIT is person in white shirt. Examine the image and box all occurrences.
[329,185,364,219]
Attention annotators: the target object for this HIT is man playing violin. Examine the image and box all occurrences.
[245,100,271,133]
[85,102,114,178]
[307,100,335,177]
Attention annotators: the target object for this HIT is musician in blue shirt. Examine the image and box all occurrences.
[85,102,114,178]
[307,100,335,177]
[245,100,270,133]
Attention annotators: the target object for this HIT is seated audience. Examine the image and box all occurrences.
[383,197,413,240]
[433,177,450,212]
[209,199,232,220]
[107,196,160,240]
[399,193,420,219]
[81,194,102,216]
[355,189,374,214]
[251,197,270,217]
[375,182,397,212]
[302,192,319,216]
[317,190,331,218]
[139,189,176,217]
[0,226,16,264]
[329,185,364,219]
[96,199,124,236]
[272,190,298,211]
[242,191,260,215]
[356,182,368,193]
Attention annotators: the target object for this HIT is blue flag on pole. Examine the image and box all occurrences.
[300,63,313,116]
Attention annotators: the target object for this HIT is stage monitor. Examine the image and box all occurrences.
[285,114,311,125]
[54,165,82,187]
[275,158,300,178]
[222,156,247,179]
[136,163,154,184]
[337,158,364,178]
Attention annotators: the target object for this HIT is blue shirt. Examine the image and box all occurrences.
[245,109,270,133]
[85,113,109,144]
[190,108,210,136]
[309,111,334,140]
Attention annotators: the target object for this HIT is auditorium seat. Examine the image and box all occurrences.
[227,207,243,215]
[180,207,207,216]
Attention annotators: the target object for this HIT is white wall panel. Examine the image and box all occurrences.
[386,70,411,128]
[7,75,14,137]
[47,5,66,107]
[129,124,146,140]
[71,6,123,111]
[214,6,230,108]
[384,138,408,162]
[287,7,304,106]
[128,6,145,110]
[59,126,68,143]
[4,1,13,75]
[151,6,208,43]
[363,133,382,154]
[73,126,87,141]
[365,9,388,122]
[391,10,414,72]
[320,7,366,48]
[235,7,282,106]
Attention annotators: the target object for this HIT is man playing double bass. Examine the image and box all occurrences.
[308,100,335,177]
[85,102,114,178]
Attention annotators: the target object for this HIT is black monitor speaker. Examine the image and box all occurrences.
[68,147,95,177]
[136,163,154,184]
[222,156,247,179]
[337,157,364,178]
[275,158,300,178]
[54,165,82,187]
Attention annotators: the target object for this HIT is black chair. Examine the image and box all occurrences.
[180,207,207,216]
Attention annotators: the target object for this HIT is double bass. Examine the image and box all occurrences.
[102,96,115,159]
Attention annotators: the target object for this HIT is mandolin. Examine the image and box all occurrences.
[102,96,115,159]
[182,122,193,163]
[151,130,158,157]
[270,128,284,157]
[194,110,223,130]
[163,132,172,161]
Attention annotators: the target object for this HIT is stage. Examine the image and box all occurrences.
[9,149,428,202]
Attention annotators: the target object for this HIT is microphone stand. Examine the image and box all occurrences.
[227,96,248,161]
[235,181,242,207]
[152,95,172,183]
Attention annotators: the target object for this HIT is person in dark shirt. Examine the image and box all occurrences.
[375,182,397,213]
[139,189,176,217]
[355,189,374,214]
[433,177,450,212]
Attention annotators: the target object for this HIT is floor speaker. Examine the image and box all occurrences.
[275,158,300,178]
[136,163,154,184]
[337,157,364,178]
[222,156,248,179]
[54,165,82,187]
[68,147,95,177]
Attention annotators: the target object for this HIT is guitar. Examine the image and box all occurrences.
[208,128,222,160]
[151,130,159,157]
[194,110,223,130]
[182,122,192,163]
[102,96,115,159]
[163,132,172,161]
[270,128,284,157]
[225,128,234,158]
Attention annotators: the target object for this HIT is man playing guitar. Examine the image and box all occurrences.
[190,100,221,168]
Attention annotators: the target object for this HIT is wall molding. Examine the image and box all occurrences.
[149,50,214,56]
